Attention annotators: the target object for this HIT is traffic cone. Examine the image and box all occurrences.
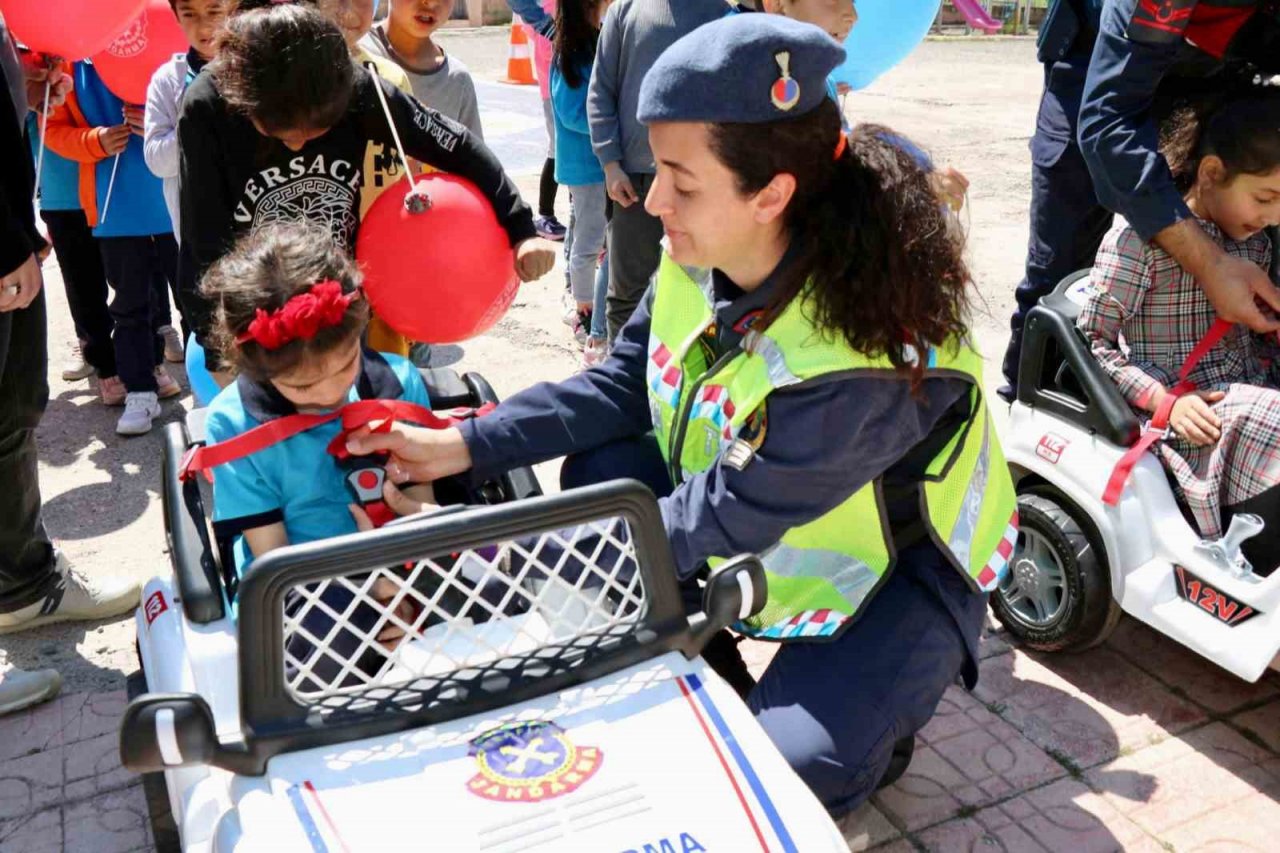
[500,15,537,86]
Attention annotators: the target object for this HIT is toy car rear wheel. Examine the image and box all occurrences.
[992,490,1121,652]
[126,671,180,853]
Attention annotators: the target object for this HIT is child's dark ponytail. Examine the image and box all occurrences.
[212,3,353,134]
[708,101,970,385]
[1164,83,1280,193]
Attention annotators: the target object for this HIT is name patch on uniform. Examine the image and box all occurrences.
[465,720,603,803]
[1127,0,1198,45]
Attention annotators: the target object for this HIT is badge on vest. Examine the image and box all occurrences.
[721,406,768,472]
[1127,0,1197,46]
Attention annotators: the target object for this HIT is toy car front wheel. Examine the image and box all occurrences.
[992,491,1121,652]
[126,671,180,852]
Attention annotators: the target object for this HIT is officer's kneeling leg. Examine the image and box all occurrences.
[746,547,981,817]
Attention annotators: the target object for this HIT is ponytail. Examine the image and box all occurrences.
[708,101,970,385]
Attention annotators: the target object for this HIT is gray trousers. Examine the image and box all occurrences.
[605,172,664,342]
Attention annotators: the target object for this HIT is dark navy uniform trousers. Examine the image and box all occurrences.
[1003,46,1113,394]
[561,436,988,817]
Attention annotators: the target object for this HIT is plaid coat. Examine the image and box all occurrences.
[1078,219,1278,539]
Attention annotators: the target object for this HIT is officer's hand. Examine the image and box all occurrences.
[515,238,556,282]
[605,162,638,208]
[1201,253,1280,334]
[345,424,473,483]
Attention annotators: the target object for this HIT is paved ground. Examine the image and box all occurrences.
[1,29,1277,852]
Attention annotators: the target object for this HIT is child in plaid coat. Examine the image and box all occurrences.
[1078,91,1280,575]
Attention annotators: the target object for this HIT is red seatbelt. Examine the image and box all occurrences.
[1102,318,1232,506]
[178,399,494,483]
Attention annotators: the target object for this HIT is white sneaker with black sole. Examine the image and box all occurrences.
[0,552,140,634]
[116,391,161,436]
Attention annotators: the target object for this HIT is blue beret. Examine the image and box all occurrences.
[637,13,845,125]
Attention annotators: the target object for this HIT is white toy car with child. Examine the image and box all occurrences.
[119,366,846,852]
[997,272,1280,682]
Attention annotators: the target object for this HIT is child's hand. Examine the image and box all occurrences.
[930,166,969,212]
[604,162,638,208]
[514,238,556,282]
[1169,390,1225,446]
[369,574,420,648]
[347,481,439,531]
[97,125,131,156]
[122,104,146,136]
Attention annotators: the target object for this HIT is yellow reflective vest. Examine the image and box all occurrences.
[646,253,1018,640]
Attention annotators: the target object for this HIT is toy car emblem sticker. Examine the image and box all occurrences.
[1174,566,1262,626]
[144,590,168,627]
[1036,433,1069,465]
[466,720,602,803]
[770,51,801,112]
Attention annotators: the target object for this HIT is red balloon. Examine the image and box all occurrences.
[91,0,188,105]
[356,174,519,345]
[1,0,146,59]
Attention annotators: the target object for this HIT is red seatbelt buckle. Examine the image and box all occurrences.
[178,446,213,483]
[345,459,395,528]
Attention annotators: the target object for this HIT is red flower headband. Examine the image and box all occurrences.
[235,280,359,350]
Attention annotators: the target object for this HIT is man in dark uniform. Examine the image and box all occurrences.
[1079,0,1280,328]
[1001,0,1108,401]
[1002,0,1280,401]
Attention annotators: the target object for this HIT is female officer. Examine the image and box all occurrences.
[347,13,1017,817]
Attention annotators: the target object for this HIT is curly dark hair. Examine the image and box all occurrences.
[211,3,353,134]
[707,101,971,385]
[201,222,369,381]
[554,0,604,89]
[1163,86,1280,194]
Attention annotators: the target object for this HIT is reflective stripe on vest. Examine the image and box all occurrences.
[646,252,1018,640]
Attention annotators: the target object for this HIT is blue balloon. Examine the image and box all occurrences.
[185,334,223,408]
[831,0,940,91]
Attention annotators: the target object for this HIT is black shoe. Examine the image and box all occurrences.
[875,736,915,791]
[996,384,1016,404]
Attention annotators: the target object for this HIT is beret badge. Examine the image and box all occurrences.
[770,50,802,112]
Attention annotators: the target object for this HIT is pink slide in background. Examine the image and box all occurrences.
[951,0,1005,33]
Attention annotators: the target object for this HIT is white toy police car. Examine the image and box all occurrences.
[997,273,1280,682]
[120,368,847,852]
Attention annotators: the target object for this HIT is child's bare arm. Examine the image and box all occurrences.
[244,522,289,558]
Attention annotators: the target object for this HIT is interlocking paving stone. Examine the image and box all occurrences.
[837,801,901,851]
[973,645,1206,769]
[1084,722,1280,842]
[914,778,1163,852]
[1106,619,1280,715]
[1230,699,1280,755]
[872,685,1066,831]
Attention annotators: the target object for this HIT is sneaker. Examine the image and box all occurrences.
[0,552,141,635]
[560,292,579,328]
[154,365,182,399]
[581,336,607,369]
[61,341,94,381]
[0,667,62,716]
[534,215,567,242]
[97,374,126,407]
[116,392,161,436]
[572,309,591,345]
[158,325,185,363]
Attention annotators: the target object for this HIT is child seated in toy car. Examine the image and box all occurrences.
[195,222,461,685]
[1077,89,1280,576]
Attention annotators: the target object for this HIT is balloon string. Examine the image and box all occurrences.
[364,63,419,196]
[101,153,122,223]
[31,77,51,204]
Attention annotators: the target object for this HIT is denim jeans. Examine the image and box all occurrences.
[565,184,608,306]
[0,286,56,612]
[98,234,179,393]
[40,209,117,377]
